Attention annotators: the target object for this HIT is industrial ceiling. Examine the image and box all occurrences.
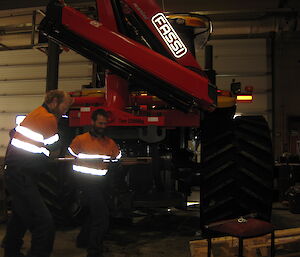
[1,0,300,12]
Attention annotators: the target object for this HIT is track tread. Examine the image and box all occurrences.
[201,115,274,227]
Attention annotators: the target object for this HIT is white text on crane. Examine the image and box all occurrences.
[151,13,188,59]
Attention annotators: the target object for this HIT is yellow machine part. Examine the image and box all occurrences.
[79,89,105,97]
[75,89,235,109]
[217,95,236,108]
[167,15,206,28]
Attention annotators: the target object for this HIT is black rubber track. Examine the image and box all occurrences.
[200,115,274,227]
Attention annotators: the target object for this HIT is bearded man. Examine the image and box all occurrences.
[68,108,121,257]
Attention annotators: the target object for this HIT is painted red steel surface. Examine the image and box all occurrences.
[129,95,165,106]
[73,95,165,107]
[64,1,204,128]
[61,7,211,107]
[96,0,119,31]
[72,96,105,106]
[122,0,202,70]
[105,73,129,109]
[69,107,200,127]
[97,1,130,112]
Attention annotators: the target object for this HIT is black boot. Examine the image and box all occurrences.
[87,254,103,257]
[87,247,103,257]
[4,252,25,257]
[76,234,88,249]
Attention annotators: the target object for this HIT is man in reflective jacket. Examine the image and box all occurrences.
[3,90,73,257]
[68,108,121,257]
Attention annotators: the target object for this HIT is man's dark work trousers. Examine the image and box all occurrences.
[76,174,109,257]
[4,159,55,257]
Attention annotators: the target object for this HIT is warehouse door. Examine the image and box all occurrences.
[0,48,92,156]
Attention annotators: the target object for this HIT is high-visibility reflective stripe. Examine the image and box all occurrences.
[15,125,44,143]
[102,151,122,162]
[68,147,78,157]
[68,147,112,159]
[16,125,58,145]
[110,151,122,162]
[77,153,111,159]
[11,138,50,156]
[69,147,122,162]
[116,151,122,159]
[73,165,107,176]
[44,134,59,145]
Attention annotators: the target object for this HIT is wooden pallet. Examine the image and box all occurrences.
[190,227,300,257]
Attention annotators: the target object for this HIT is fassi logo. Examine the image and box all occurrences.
[151,13,187,59]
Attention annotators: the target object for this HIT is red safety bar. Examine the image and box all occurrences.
[61,6,212,107]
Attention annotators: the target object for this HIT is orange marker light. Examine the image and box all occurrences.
[237,95,253,102]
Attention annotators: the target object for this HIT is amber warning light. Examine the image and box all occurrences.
[236,94,253,103]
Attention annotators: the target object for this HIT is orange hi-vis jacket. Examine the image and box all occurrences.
[68,132,121,176]
[11,105,59,157]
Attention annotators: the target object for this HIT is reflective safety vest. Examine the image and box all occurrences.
[11,106,59,157]
[68,132,121,176]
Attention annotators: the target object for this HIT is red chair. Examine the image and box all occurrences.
[205,217,275,257]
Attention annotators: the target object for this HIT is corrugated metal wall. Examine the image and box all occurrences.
[274,32,300,158]
[0,49,92,156]
[197,38,272,121]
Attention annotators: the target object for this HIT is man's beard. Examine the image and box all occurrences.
[52,105,61,118]
[93,127,105,137]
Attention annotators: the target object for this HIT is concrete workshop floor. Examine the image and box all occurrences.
[0,203,299,257]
